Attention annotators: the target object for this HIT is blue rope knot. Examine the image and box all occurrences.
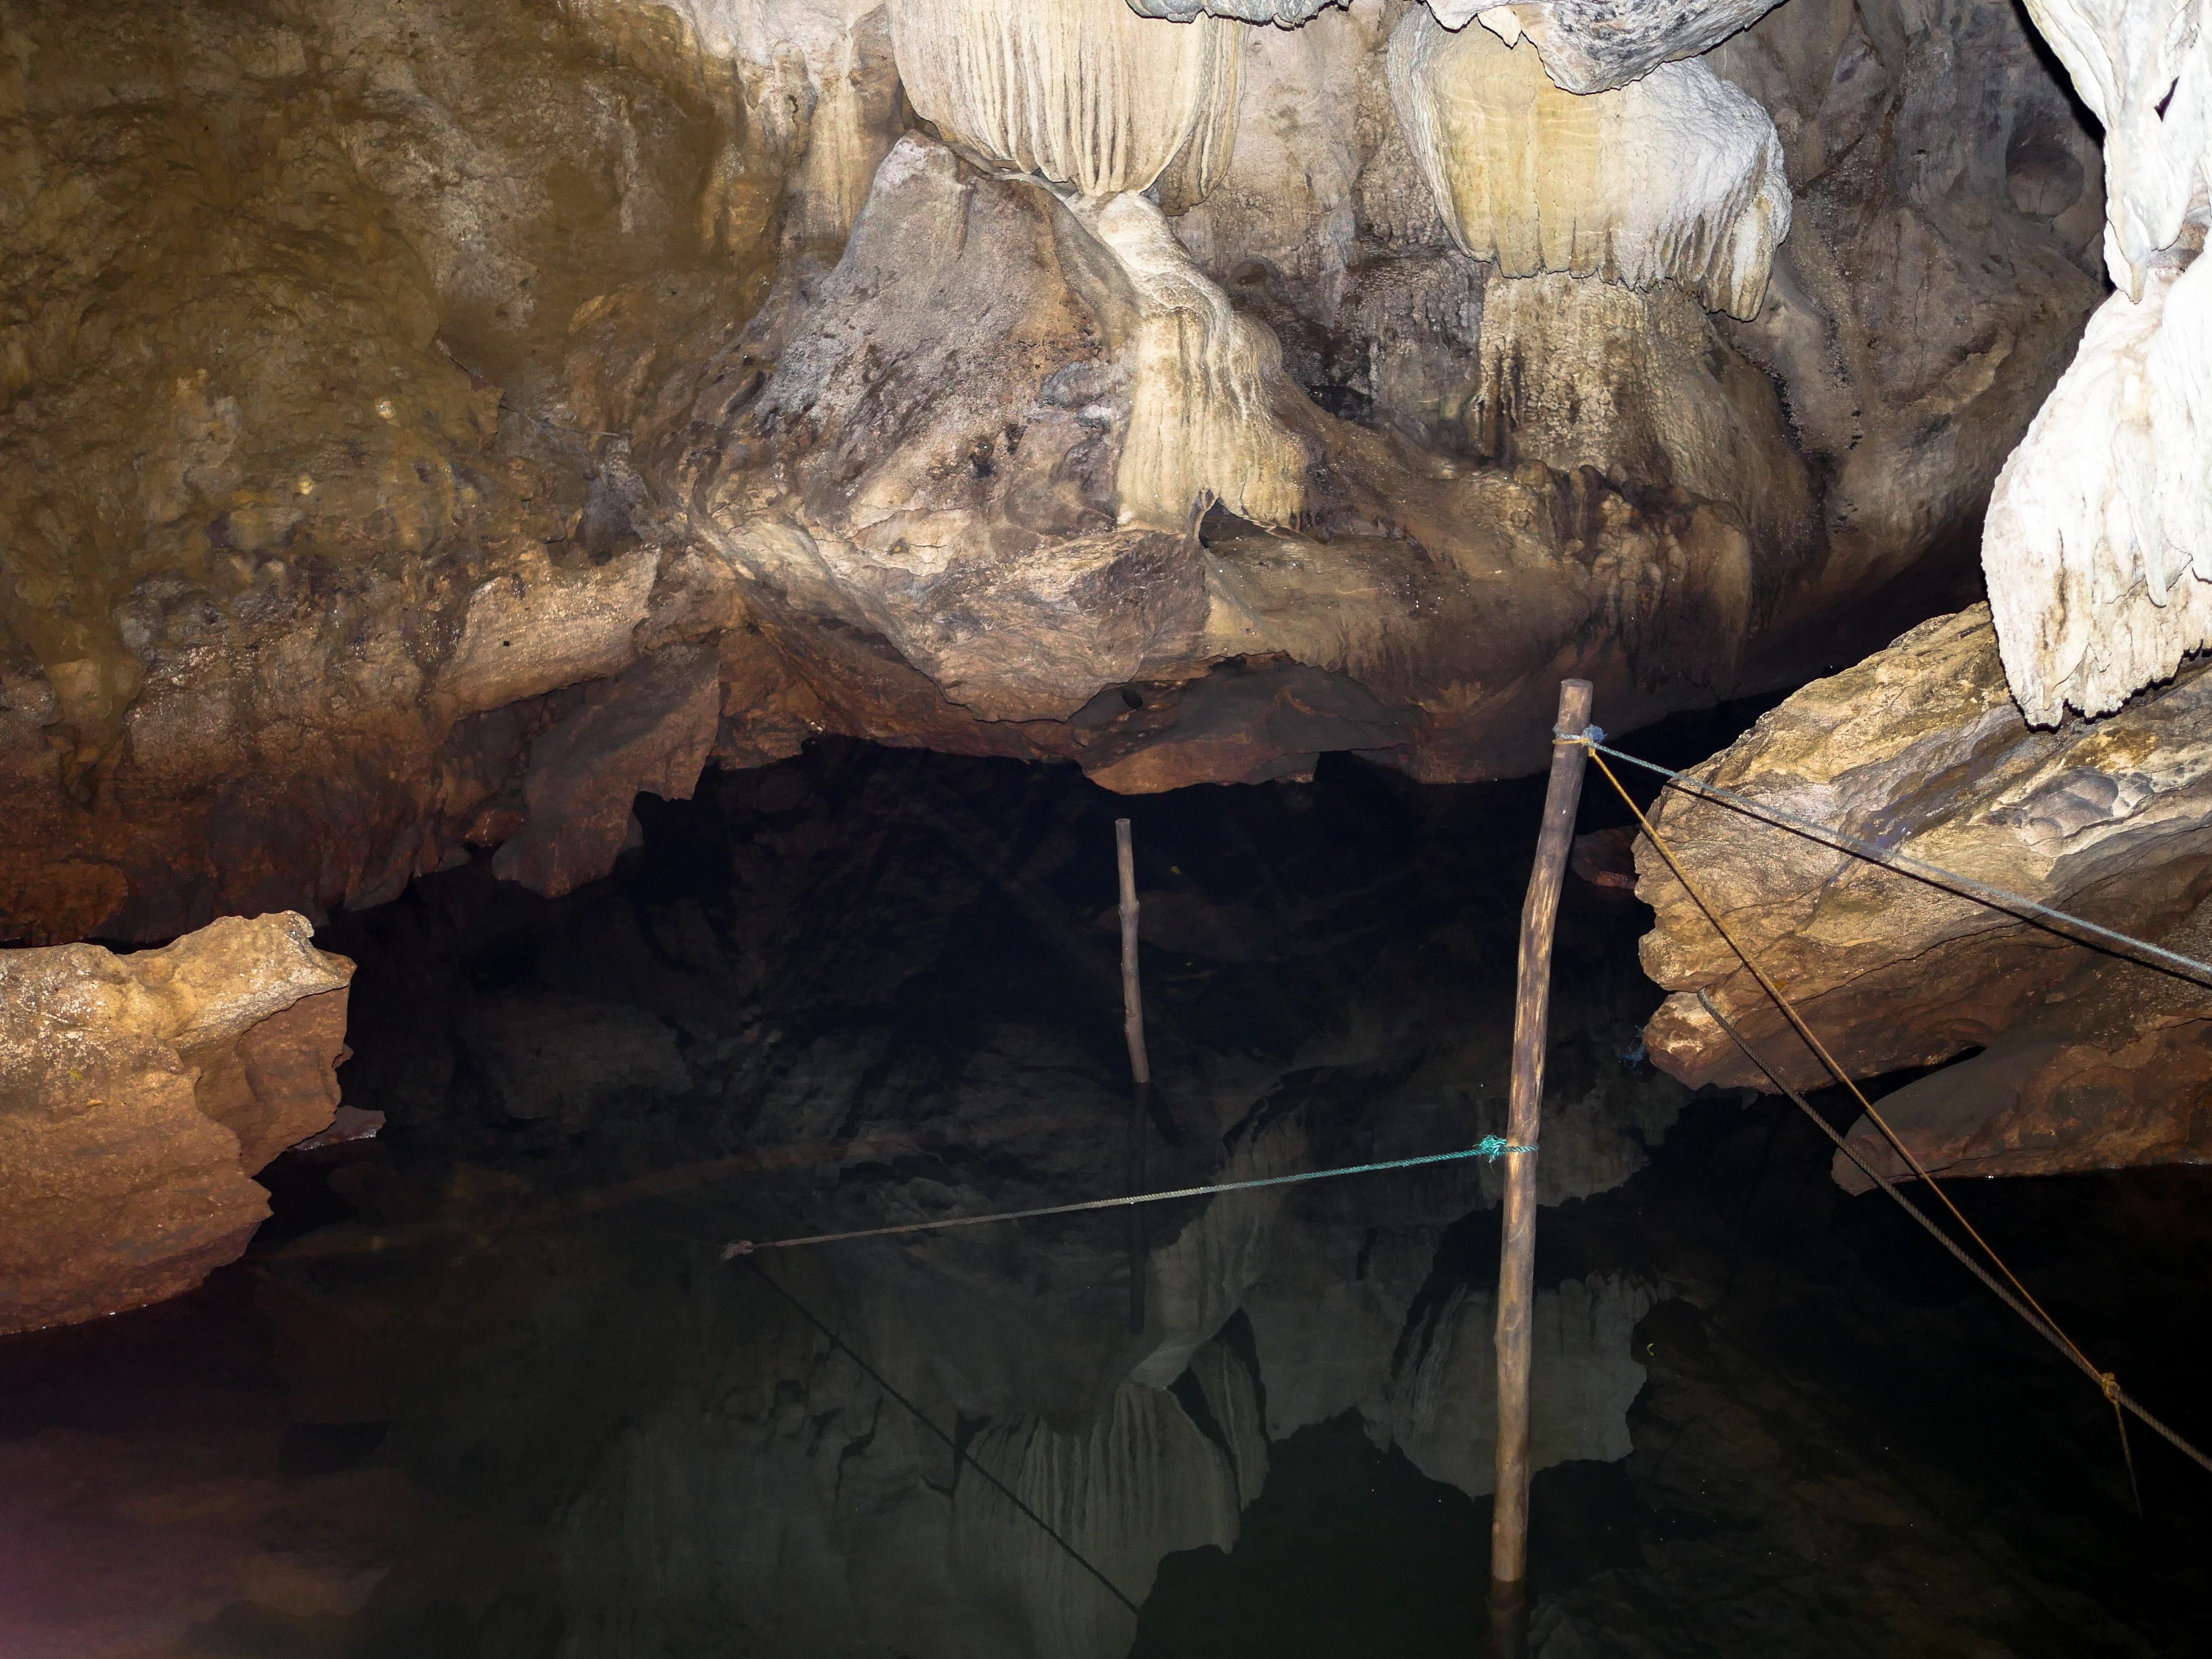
[1474,1134,1538,1158]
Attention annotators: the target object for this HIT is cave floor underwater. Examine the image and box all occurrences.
[3,721,2209,1659]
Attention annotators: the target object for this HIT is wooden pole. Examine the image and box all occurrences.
[1116,818,1151,1335]
[1488,678,1593,1651]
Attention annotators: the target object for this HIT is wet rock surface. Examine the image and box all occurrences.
[1831,890,2212,1189]
[0,912,353,1335]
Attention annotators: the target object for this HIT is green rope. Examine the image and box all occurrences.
[721,1135,1536,1259]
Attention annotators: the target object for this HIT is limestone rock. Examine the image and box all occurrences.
[1637,606,2212,1093]
[1387,8,1791,319]
[1054,189,1308,529]
[1834,993,2212,1189]
[1469,271,1815,572]
[0,913,353,1334]
[0,0,782,943]
[1827,892,2212,1188]
[489,643,723,898]
[0,0,2123,944]
[1128,0,1345,24]
[1706,0,2106,623]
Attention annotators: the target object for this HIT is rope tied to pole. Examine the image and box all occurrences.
[1562,728,2212,1488]
[719,1135,1536,1259]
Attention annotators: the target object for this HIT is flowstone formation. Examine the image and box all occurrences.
[0,0,2106,942]
[1388,6,1791,318]
[1980,0,2212,721]
[0,913,353,1334]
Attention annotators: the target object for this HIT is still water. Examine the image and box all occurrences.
[5,729,2208,1658]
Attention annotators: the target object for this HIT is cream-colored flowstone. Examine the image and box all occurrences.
[1386,6,1790,320]
[1986,256,2212,722]
[884,0,1295,526]
[887,0,1241,198]
[1984,0,2212,720]
[1056,190,1307,529]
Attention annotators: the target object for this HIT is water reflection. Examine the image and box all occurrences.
[5,734,2208,1658]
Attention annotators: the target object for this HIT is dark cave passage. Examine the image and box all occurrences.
[4,722,2209,1659]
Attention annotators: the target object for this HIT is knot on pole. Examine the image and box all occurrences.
[1553,722,1603,745]
[1474,1134,1538,1158]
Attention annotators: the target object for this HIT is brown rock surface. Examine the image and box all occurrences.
[0,913,354,1334]
[1635,606,2212,1100]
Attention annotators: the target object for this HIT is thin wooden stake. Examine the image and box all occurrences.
[1116,818,1151,1335]
[1489,678,1594,1652]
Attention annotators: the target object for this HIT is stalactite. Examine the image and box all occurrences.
[1981,0,2212,721]
[1985,252,2212,723]
[1385,6,1790,321]
[886,0,1243,201]
[1054,189,1308,530]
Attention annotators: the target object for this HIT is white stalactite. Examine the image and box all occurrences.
[2017,0,2211,300]
[887,0,1242,200]
[1986,254,2212,722]
[1981,0,2212,721]
[1385,6,1790,321]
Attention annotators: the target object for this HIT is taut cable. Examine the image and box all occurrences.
[1563,729,2212,1484]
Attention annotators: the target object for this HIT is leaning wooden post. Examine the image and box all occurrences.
[1116,818,1151,1335]
[1489,678,1594,1649]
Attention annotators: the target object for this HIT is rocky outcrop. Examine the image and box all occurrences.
[1633,605,2212,1180]
[0,913,353,1334]
[0,0,2108,943]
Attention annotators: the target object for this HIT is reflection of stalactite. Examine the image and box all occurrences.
[1128,1110,1308,1386]
[887,0,1242,200]
[1054,191,1307,531]
[961,1376,1249,1659]
[1386,7,1789,320]
[1385,1274,1654,1495]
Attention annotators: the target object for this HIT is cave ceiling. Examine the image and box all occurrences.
[0,0,2197,944]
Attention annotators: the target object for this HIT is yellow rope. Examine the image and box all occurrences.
[1571,740,2106,1377]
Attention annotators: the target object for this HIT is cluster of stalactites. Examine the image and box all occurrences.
[1126,0,1792,95]
[1982,0,2212,723]
[887,0,1242,204]
[1386,6,1790,321]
